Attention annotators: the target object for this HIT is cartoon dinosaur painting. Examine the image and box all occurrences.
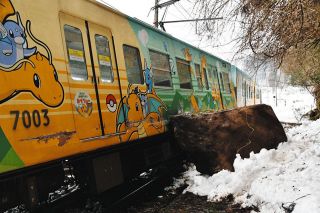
[0,1,64,107]
[116,87,167,141]
[116,86,145,141]
[0,0,14,23]
[0,12,36,68]
[116,62,167,142]
[0,51,64,107]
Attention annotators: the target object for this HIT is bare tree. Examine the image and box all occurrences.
[193,0,320,112]
[193,0,320,63]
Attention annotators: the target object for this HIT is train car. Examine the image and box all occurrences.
[0,0,258,210]
[234,66,261,107]
[128,18,237,114]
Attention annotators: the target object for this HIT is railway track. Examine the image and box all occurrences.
[17,155,184,213]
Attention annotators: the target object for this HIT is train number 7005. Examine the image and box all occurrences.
[10,109,50,130]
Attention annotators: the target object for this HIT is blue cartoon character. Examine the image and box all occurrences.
[116,85,167,142]
[144,62,153,93]
[139,92,148,117]
[0,12,36,68]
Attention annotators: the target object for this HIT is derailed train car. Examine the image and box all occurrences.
[0,0,260,210]
[233,66,261,107]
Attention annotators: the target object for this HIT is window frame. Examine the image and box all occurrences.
[123,44,144,85]
[219,72,225,91]
[94,34,114,83]
[208,65,213,84]
[212,66,219,92]
[242,81,246,97]
[63,24,89,81]
[203,68,209,90]
[194,63,203,90]
[176,57,193,90]
[148,49,172,88]
[222,72,231,94]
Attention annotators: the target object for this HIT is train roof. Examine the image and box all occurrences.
[91,0,231,65]
[231,65,251,78]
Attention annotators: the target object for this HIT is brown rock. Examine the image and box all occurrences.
[170,104,287,175]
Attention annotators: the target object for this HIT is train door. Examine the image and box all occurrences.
[59,13,121,140]
[87,22,123,137]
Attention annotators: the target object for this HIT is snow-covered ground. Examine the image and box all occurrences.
[173,86,320,213]
[261,86,315,123]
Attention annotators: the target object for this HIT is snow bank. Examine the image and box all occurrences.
[173,87,319,213]
[261,86,315,123]
[179,119,320,213]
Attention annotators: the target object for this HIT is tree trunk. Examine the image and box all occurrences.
[315,85,320,110]
[171,104,287,175]
[310,84,320,120]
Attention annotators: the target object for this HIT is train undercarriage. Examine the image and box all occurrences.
[0,133,179,212]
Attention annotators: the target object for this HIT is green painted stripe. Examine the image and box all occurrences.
[0,127,11,160]
[1,148,24,167]
[0,165,16,173]
[0,127,24,174]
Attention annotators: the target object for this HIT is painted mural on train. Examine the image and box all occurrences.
[0,0,64,107]
[0,0,259,176]
[116,62,167,142]
[0,0,66,173]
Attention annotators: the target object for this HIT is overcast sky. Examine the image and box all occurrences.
[96,0,240,67]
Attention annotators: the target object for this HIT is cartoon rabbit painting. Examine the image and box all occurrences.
[0,12,36,68]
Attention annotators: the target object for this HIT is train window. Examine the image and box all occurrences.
[123,45,143,84]
[219,73,225,91]
[149,50,172,87]
[242,82,246,97]
[176,58,192,89]
[212,66,219,92]
[222,73,231,93]
[95,34,114,83]
[64,25,88,81]
[203,68,209,90]
[194,64,203,90]
[208,65,213,83]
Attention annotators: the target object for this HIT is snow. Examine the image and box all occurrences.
[261,86,315,123]
[174,86,320,213]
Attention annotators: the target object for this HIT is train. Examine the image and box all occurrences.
[0,0,260,210]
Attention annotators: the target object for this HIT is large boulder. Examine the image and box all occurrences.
[170,104,287,175]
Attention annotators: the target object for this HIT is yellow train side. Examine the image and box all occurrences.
[0,0,168,171]
[0,0,260,210]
